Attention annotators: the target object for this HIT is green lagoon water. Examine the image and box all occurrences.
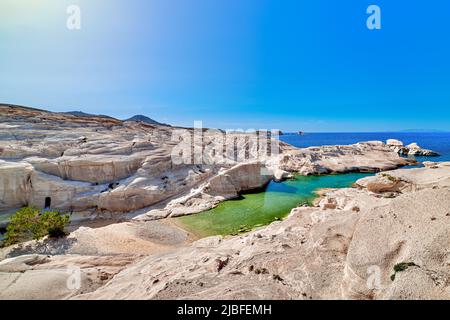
[177,172,372,237]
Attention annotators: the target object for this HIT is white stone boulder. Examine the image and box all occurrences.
[406,143,439,157]
[386,139,404,147]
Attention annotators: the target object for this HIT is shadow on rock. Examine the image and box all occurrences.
[7,237,78,258]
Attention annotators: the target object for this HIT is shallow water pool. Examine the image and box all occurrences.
[176,172,372,237]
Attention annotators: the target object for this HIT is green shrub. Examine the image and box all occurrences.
[2,207,69,247]
[393,262,416,273]
[390,262,418,281]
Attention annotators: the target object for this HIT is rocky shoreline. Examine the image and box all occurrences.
[0,163,448,300]
[0,105,413,221]
[0,105,448,300]
[387,139,440,157]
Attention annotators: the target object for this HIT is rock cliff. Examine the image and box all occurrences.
[1,104,448,300]
[1,105,411,218]
[2,163,447,299]
[71,163,450,300]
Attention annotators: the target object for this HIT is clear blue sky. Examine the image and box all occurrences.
[1,0,449,131]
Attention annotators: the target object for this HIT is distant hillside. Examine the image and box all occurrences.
[401,129,448,133]
[62,111,116,120]
[1,104,171,127]
[125,115,170,126]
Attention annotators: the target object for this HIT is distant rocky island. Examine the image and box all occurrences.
[0,104,448,300]
[400,129,448,133]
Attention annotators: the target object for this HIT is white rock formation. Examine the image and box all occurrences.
[0,104,448,300]
[406,142,439,156]
[0,105,411,218]
[53,163,448,300]
[386,139,439,157]
[387,139,404,147]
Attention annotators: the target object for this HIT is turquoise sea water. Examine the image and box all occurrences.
[177,173,372,237]
[178,132,450,237]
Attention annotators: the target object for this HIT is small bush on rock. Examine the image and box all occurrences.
[1,207,69,247]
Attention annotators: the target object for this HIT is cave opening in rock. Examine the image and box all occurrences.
[44,197,51,209]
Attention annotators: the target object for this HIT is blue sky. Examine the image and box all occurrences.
[1,0,449,131]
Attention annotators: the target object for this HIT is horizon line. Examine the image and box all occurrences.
[1,102,449,133]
